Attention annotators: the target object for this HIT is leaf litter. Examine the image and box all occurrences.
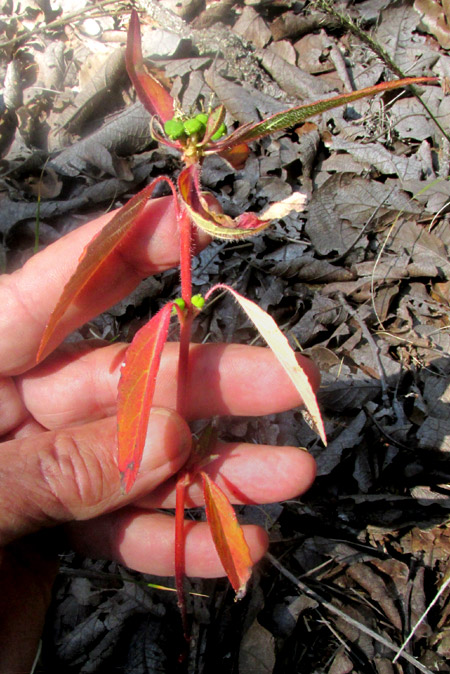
[2,0,450,671]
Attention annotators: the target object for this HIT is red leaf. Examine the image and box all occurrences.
[201,471,253,598]
[37,177,176,363]
[126,9,175,123]
[214,76,437,148]
[118,303,173,493]
[216,143,250,170]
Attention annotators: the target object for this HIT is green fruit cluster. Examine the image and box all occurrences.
[164,113,227,142]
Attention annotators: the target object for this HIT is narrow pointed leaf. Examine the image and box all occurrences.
[201,471,253,598]
[118,302,173,493]
[126,9,175,123]
[37,177,177,362]
[178,166,306,240]
[205,284,326,445]
[214,76,437,147]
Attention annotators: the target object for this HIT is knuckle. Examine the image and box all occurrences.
[37,431,112,520]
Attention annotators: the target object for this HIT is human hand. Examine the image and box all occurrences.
[0,196,317,672]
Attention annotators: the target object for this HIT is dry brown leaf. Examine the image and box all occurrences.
[347,563,402,631]
[238,620,275,673]
[415,0,450,49]
[233,6,272,48]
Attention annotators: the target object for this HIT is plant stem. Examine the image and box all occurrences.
[174,207,195,640]
[175,475,190,641]
[177,207,194,417]
[179,209,193,308]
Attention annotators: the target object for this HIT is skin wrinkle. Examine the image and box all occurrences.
[37,434,88,522]
[77,350,109,426]
[35,423,119,524]
[0,454,60,546]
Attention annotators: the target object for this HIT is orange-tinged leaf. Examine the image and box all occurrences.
[37,177,176,363]
[205,284,326,445]
[126,9,175,123]
[216,143,250,170]
[118,303,173,493]
[201,471,253,598]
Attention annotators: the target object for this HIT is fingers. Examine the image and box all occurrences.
[0,197,208,375]
[68,509,269,578]
[17,342,320,429]
[0,408,191,547]
[137,442,317,509]
[66,442,315,578]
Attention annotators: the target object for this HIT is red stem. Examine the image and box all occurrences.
[174,206,194,640]
[175,475,190,641]
[176,207,194,422]
[179,208,193,307]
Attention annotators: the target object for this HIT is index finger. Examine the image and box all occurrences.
[0,197,206,375]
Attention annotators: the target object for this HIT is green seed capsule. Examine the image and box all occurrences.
[172,297,186,315]
[164,118,185,140]
[183,117,205,136]
[211,122,227,141]
[195,113,209,125]
[191,294,205,309]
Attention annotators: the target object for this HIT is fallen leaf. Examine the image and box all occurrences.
[238,619,276,673]
[415,0,450,49]
[233,6,272,49]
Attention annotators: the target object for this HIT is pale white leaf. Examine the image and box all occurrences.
[206,284,326,445]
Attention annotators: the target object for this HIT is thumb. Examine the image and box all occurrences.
[0,408,191,546]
